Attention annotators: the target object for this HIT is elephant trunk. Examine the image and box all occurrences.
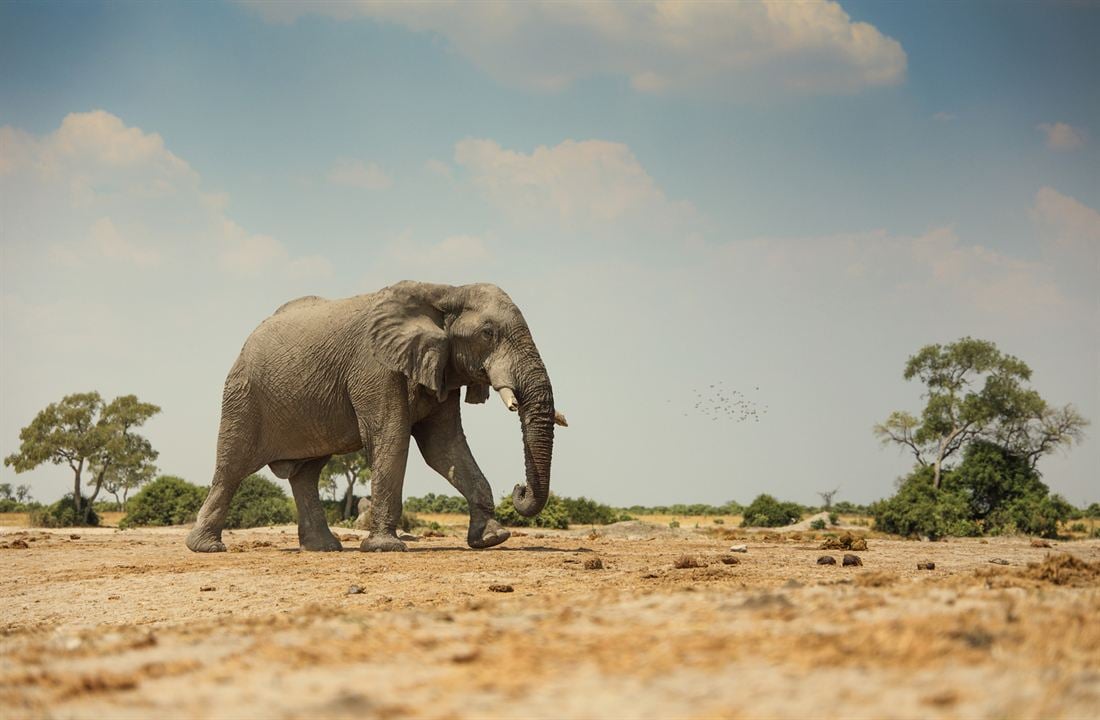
[509,346,555,517]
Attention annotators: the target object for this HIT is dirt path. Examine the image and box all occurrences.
[2,525,1098,719]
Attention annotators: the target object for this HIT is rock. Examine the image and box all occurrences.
[346,585,364,595]
[488,584,514,593]
[69,534,81,540]
[842,554,863,567]
[729,544,748,553]
[719,555,741,565]
[199,585,216,592]
[10,539,29,549]
[817,555,837,565]
[583,558,604,570]
[673,555,702,569]
[917,562,936,570]
[989,558,1010,565]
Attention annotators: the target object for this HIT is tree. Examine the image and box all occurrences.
[817,488,839,510]
[874,338,1088,489]
[4,392,161,523]
[320,451,371,520]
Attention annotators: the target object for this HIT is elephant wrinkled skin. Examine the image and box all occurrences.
[186,281,565,554]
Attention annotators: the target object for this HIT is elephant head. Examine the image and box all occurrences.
[362,281,565,517]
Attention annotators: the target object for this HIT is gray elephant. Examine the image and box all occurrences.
[185,281,566,553]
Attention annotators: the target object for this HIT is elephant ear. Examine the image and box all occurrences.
[362,283,450,401]
[465,383,490,404]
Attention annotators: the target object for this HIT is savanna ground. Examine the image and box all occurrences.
[2,515,1098,719]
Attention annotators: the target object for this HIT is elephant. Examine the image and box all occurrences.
[185,281,566,554]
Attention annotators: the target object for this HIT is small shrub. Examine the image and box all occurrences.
[119,476,207,528]
[828,512,839,526]
[809,518,826,531]
[617,512,635,522]
[1069,522,1087,533]
[403,493,469,514]
[669,520,680,529]
[225,474,295,529]
[30,495,99,528]
[560,496,619,525]
[494,493,569,529]
[713,518,725,525]
[741,494,802,528]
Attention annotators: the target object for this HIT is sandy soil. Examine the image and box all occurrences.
[2,522,1098,719]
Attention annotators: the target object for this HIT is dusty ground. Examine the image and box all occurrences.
[2,521,1098,719]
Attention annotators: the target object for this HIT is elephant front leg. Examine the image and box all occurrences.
[413,395,511,550]
[360,434,411,553]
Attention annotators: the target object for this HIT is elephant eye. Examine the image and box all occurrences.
[480,327,494,341]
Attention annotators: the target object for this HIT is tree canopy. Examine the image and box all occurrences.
[874,338,1087,488]
[4,392,160,523]
[320,451,371,520]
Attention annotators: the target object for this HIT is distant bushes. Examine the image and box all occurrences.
[225,474,296,529]
[873,442,1074,539]
[30,495,99,528]
[559,496,628,525]
[403,493,469,514]
[119,476,207,529]
[623,501,743,517]
[740,494,803,528]
[494,493,570,529]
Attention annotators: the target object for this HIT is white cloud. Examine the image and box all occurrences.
[390,234,490,266]
[1031,187,1100,273]
[327,158,392,190]
[243,1,906,98]
[454,137,694,230]
[425,158,453,179]
[0,110,329,281]
[1037,122,1085,151]
[716,226,1067,320]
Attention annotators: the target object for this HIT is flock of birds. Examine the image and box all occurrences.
[671,380,768,423]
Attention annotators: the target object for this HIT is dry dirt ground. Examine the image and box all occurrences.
[2,522,1098,720]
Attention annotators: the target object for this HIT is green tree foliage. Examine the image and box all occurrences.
[560,496,620,525]
[119,476,208,528]
[4,392,160,523]
[494,493,569,529]
[623,501,743,516]
[320,451,371,520]
[403,493,469,514]
[1085,503,1100,519]
[874,338,1088,489]
[740,494,803,527]
[225,474,295,529]
[871,468,979,540]
[873,444,1074,539]
[0,483,34,512]
[30,494,100,528]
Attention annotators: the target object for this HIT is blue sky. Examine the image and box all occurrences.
[2,1,1097,507]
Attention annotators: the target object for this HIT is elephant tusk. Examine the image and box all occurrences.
[497,387,518,412]
[554,410,568,427]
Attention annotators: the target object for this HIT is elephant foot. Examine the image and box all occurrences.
[299,528,343,552]
[468,518,511,549]
[186,527,227,553]
[360,533,408,553]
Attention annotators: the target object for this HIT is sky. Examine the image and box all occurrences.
[1,1,1097,508]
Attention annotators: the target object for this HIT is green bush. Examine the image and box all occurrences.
[0,498,30,512]
[494,493,569,529]
[987,493,1073,539]
[30,495,99,528]
[828,512,839,526]
[225,474,296,529]
[560,496,619,525]
[119,476,207,528]
[740,494,803,528]
[669,520,680,529]
[403,493,469,514]
[809,518,826,531]
[1070,522,1087,533]
[831,501,872,515]
[871,469,979,539]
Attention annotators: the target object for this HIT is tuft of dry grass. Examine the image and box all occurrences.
[673,555,702,569]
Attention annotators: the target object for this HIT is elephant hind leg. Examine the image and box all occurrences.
[186,457,263,552]
[288,456,342,552]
